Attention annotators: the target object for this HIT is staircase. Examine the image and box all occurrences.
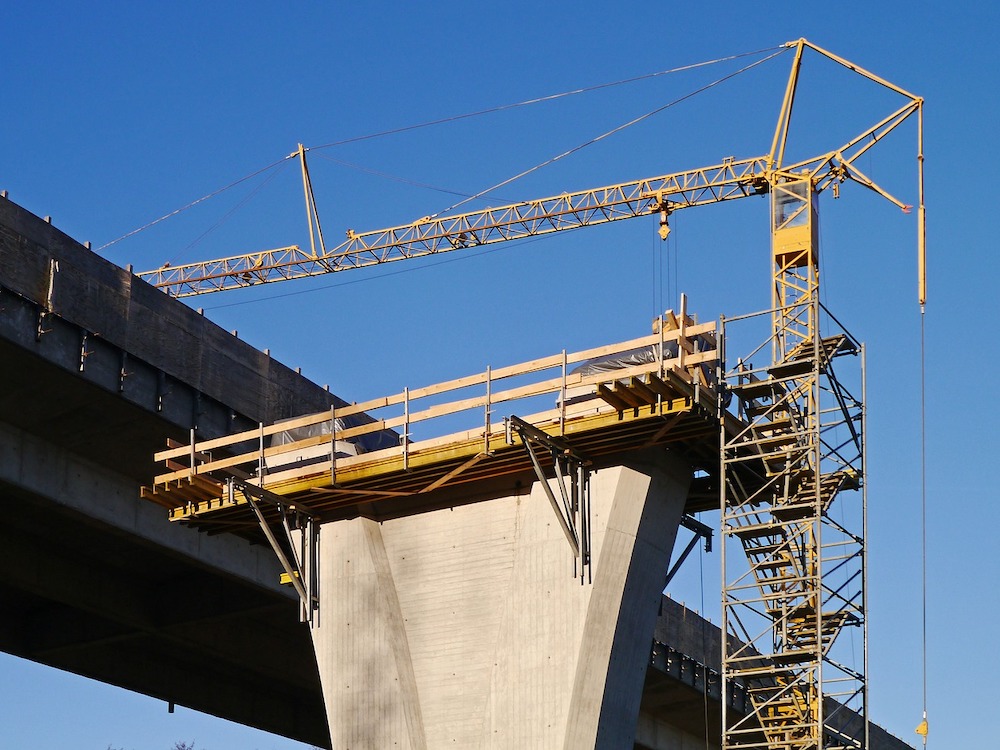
[721,333,865,750]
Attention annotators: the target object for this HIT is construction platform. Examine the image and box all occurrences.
[145,314,727,530]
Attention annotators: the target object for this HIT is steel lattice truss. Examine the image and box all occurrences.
[138,157,771,297]
[136,43,923,301]
[721,309,867,750]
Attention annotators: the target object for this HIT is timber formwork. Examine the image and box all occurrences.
[144,311,724,534]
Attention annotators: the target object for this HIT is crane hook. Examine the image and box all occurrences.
[658,206,671,241]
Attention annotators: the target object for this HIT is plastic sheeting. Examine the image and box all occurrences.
[570,334,715,379]
[270,412,399,454]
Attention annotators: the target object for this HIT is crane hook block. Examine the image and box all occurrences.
[658,208,671,241]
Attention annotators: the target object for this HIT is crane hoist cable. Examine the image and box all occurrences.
[915,309,929,747]
[915,98,929,748]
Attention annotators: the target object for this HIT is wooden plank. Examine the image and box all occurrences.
[155,408,334,461]
[420,453,486,494]
[156,328,718,462]
[628,376,659,405]
[155,430,336,484]
[642,413,686,448]
[612,382,646,409]
[597,384,630,411]
[315,487,413,498]
[164,396,716,521]
[154,330,721,515]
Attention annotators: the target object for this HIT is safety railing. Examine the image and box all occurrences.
[150,315,719,496]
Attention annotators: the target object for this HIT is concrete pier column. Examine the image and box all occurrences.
[310,449,690,749]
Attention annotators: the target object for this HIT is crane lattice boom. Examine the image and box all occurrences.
[139,156,776,298]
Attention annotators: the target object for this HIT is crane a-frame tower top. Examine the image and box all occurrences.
[140,39,924,750]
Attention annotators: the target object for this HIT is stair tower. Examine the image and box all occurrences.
[721,175,868,749]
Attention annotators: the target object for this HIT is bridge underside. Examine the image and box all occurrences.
[0,353,330,744]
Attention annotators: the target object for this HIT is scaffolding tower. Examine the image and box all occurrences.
[721,176,868,749]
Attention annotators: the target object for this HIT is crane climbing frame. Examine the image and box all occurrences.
[141,39,924,750]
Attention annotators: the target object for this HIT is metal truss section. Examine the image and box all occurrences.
[136,38,923,302]
[507,415,593,583]
[139,156,772,297]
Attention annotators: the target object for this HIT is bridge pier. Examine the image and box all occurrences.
[310,449,689,749]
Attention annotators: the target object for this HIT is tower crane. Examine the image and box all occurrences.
[139,39,924,750]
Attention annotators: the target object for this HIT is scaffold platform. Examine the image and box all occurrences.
[143,315,727,531]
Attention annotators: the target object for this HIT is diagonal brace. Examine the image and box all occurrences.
[227,476,318,623]
[507,416,590,564]
[664,514,714,587]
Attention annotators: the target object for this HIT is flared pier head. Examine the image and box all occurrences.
[313,450,690,750]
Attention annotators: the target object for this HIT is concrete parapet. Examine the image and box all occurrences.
[0,194,335,434]
[311,449,690,749]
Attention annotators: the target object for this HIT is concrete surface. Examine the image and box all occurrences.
[311,451,690,749]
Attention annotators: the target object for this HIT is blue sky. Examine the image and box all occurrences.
[2,2,994,747]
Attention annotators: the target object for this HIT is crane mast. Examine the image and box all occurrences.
[137,39,924,750]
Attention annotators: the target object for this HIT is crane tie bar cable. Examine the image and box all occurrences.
[308,45,787,152]
[431,48,788,217]
[100,45,786,256]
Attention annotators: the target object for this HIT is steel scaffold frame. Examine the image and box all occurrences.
[720,177,867,750]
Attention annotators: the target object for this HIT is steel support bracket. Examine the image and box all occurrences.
[225,474,320,625]
[507,415,593,583]
[664,514,714,587]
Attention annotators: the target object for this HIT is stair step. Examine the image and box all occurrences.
[753,415,795,432]
[731,377,787,401]
[746,402,790,420]
[770,649,815,665]
[785,333,856,364]
[754,558,797,572]
[767,358,815,379]
[754,432,801,449]
[744,542,788,557]
[767,603,816,619]
[771,502,817,521]
[731,522,785,541]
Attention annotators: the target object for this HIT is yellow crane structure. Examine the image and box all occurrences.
[139,39,924,750]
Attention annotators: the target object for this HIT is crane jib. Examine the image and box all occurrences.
[139,156,775,297]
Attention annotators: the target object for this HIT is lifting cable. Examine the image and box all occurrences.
[915,304,929,746]
[178,158,291,256]
[699,541,711,750]
[97,154,294,252]
[915,102,929,747]
[310,151,519,205]
[100,45,787,255]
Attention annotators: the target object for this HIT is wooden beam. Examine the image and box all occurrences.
[420,453,487,494]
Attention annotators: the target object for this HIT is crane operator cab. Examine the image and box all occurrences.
[770,175,820,360]
[772,175,819,272]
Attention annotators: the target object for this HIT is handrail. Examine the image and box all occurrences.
[152,320,719,487]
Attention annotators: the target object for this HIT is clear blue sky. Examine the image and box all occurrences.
[2,2,992,747]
